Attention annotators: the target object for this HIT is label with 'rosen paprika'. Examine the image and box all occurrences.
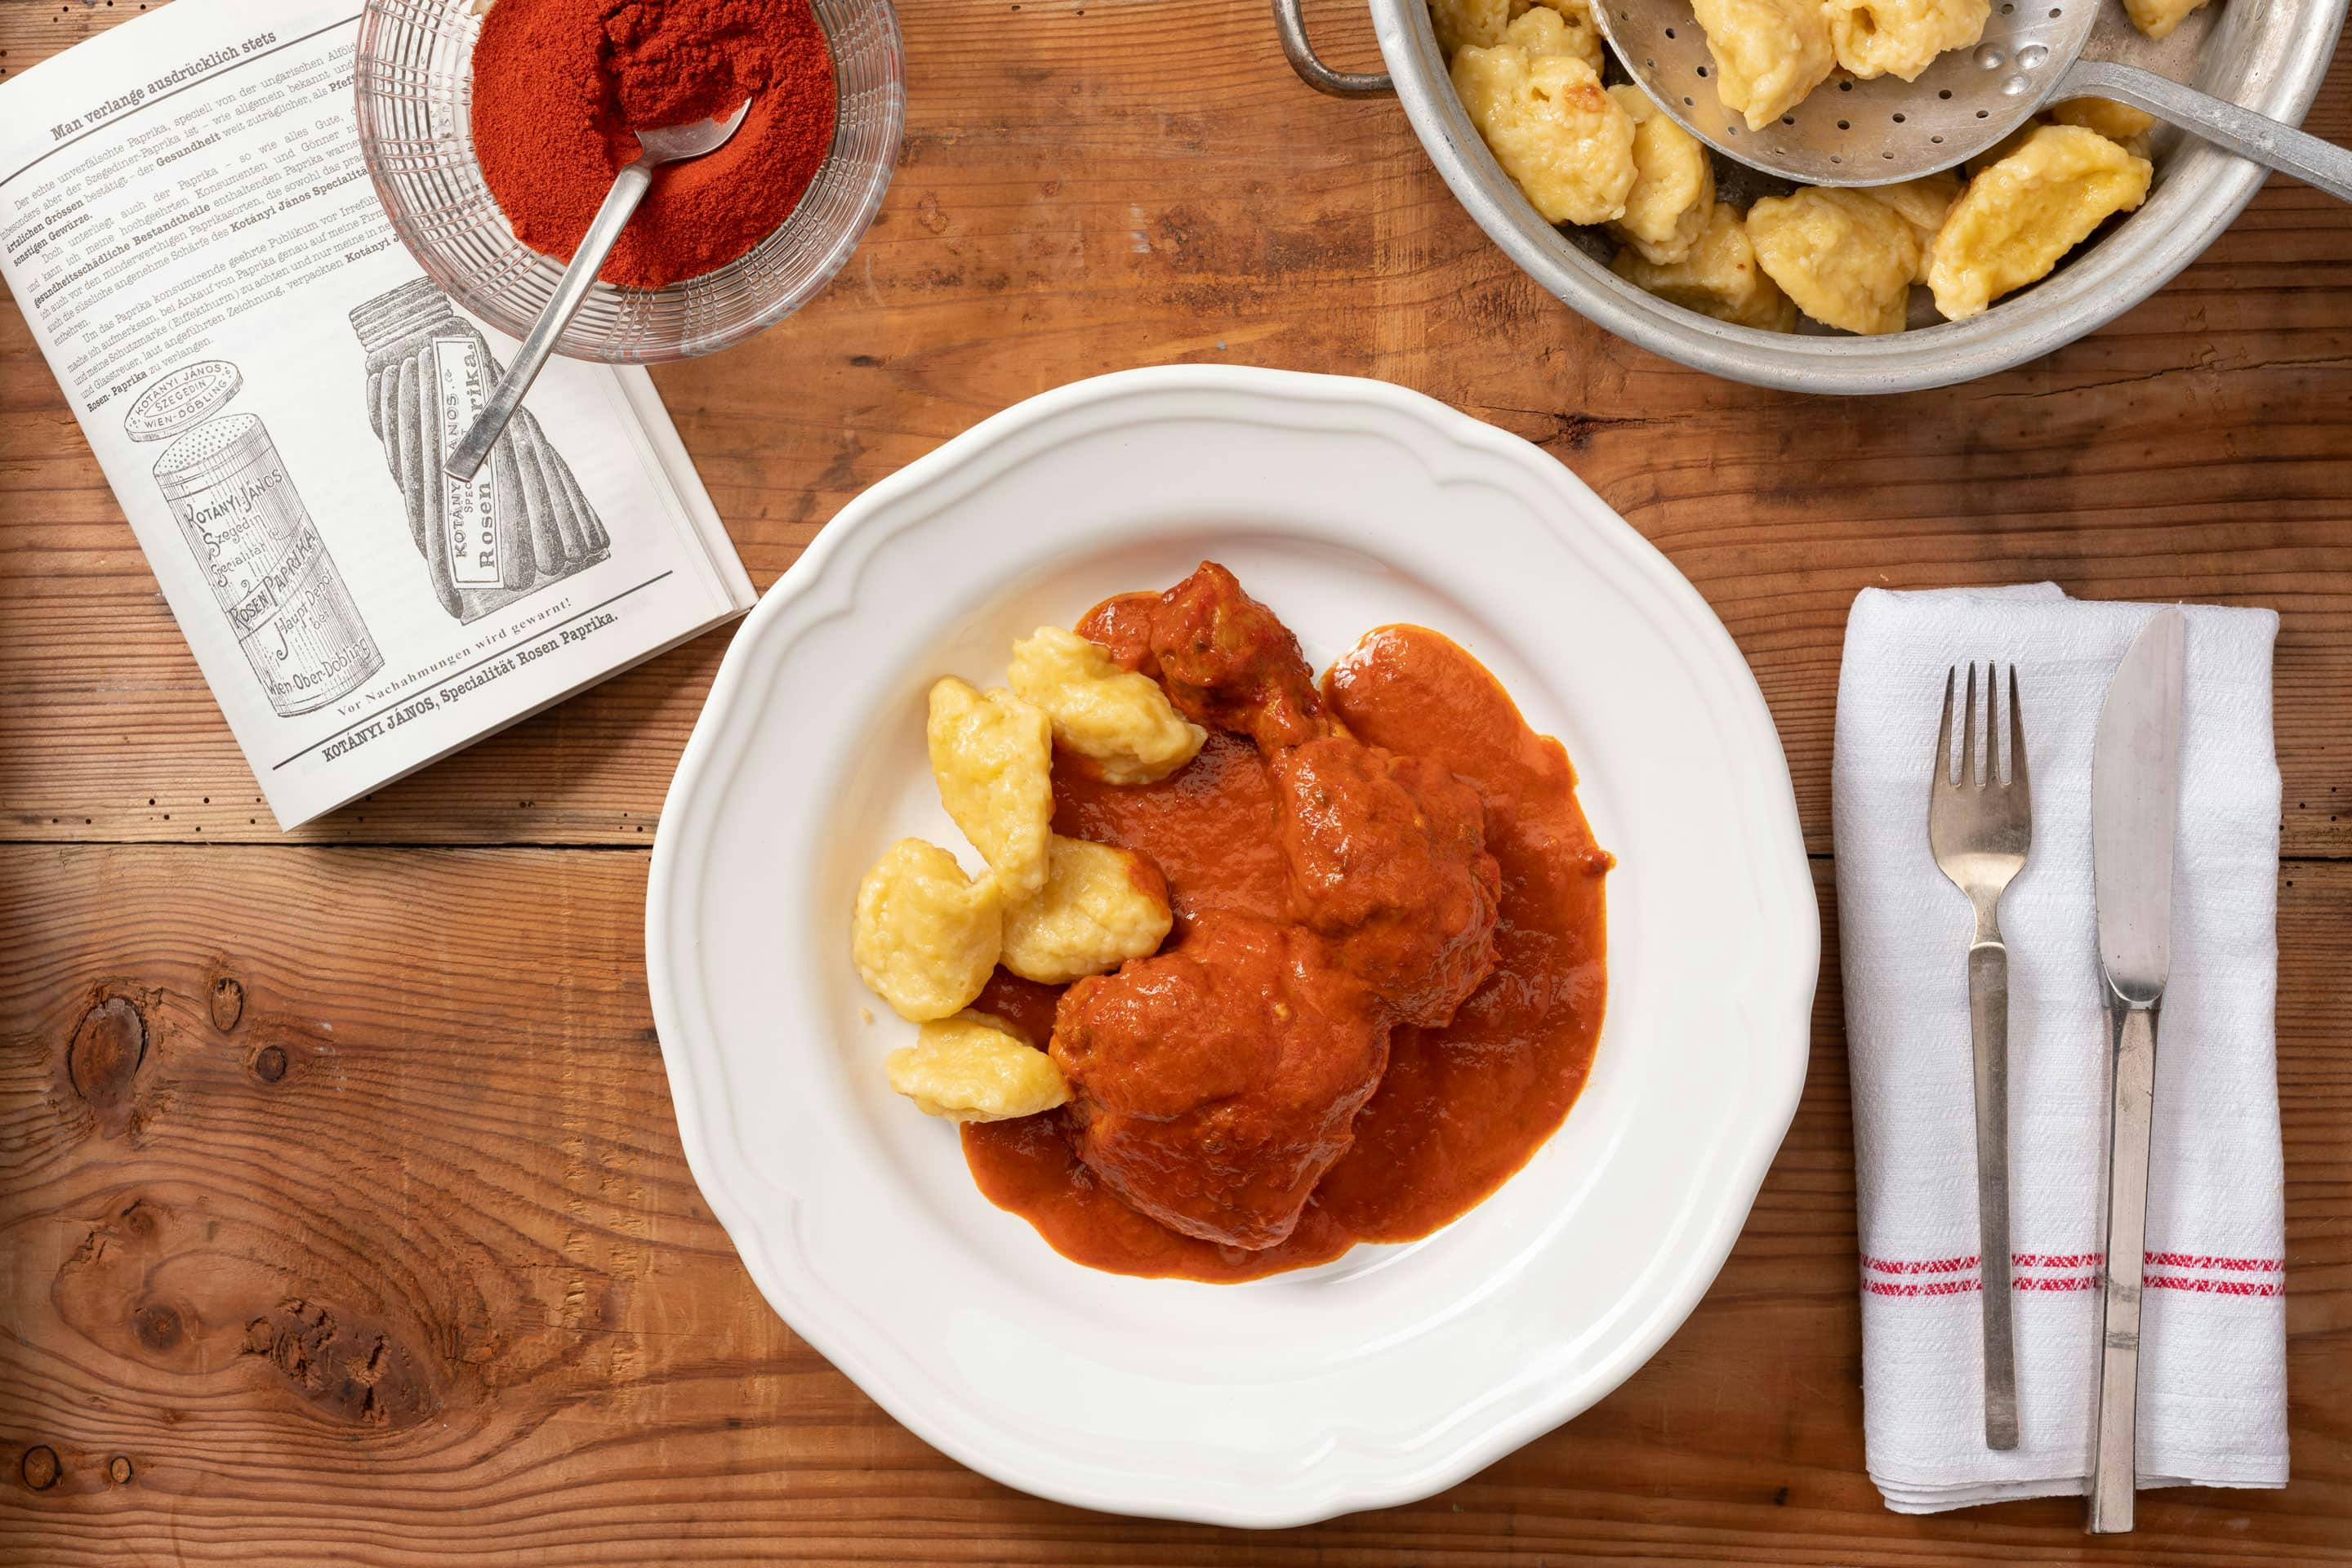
[432,333,504,588]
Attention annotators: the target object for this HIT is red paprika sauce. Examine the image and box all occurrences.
[470,0,836,289]
[962,613,1611,1283]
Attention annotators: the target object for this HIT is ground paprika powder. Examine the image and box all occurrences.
[470,0,837,290]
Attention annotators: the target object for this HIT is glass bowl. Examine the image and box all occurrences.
[354,0,904,363]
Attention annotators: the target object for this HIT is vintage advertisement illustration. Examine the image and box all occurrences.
[350,278,612,623]
[123,360,384,716]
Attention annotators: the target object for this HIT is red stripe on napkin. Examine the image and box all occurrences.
[1861,1251,2283,1297]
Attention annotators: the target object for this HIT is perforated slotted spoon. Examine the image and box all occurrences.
[1596,0,2352,196]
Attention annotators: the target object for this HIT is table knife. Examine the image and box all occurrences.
[2085,607,2187,1535]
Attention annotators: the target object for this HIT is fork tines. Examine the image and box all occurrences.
[1935,662,2029,793]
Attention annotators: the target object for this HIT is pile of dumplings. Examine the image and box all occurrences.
[1435,0,2202,334]
[849,626,1205,1124]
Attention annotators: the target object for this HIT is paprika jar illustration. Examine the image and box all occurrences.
[125,361,384,716]
[349,278,610,624]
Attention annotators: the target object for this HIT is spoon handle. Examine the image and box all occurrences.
[447,159,655,483]
[2061,57,2352,205]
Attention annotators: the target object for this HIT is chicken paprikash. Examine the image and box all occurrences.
[850,564,1611,1281]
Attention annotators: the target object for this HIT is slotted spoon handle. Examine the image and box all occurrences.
[2062,57,2352,205]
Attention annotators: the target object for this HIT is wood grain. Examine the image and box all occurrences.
[2,849,2346,1566]
[2,2,2348,851]
[4,0,2350,1561]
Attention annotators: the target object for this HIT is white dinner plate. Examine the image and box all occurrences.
[646,366,1816,1526]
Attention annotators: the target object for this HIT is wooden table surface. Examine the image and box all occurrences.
[4,0,2349,1561]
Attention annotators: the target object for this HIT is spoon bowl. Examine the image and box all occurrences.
[635,99,755,163]
[1596,0,2095,183]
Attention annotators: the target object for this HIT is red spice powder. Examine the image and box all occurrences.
[470,0,838,290]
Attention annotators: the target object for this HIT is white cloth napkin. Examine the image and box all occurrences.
[1832,584,2287,1514]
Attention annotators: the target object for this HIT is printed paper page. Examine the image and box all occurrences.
[0,0,755,826]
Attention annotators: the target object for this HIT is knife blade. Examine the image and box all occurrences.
[2093,609,2187,1004]
[2085,607,2187,1536]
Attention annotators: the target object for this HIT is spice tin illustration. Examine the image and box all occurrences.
[350,279,611,623]
[125,361,384,716]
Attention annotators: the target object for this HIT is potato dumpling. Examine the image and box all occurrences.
[2051,96,2158,144]
[1928,124,2153,321]
[1747,186,1922,336]
[2123,0,2208,40]
[1429,0,1511,56]
[852,839,1003,1022]
[1606,86,1716,265]
[1858,172,1963,282]
[887,1012,1071,1122]
[1510,0,1605,70]
[1008,626,1206,786]
[1451,41,1637,226]
[1966,116,2048,176]
[1000,836,1175,985]
[1690,0,1835,130]
[1825,0,1988,82]
[927,677,1054,899]
[1610,201,1798,332]
[1433,0,1605,64]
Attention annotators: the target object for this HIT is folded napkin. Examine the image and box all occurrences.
[1833,584,2287,1514]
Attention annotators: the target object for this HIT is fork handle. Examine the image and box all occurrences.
[1968,936,2020,1450]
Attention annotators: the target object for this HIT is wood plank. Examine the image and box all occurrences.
[2,845,2345,1564]
[4,0,2348,1558]
[2,2,2348,850]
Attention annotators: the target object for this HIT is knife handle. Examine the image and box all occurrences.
[1968,939,2019,1450]
[2087,1000,2159,1535]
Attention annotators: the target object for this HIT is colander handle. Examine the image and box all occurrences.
[2062,57,2352,206]
[1273,0,1392,97]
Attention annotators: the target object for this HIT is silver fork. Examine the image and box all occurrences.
[1927,662,2033,1452]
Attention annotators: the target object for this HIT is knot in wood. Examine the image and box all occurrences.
[242,1298,438,1430]
[252,1045,288,1085]
[209,975,245,1031]
[67,996,146,1134]
[20,1446,60,1491]
[133,1302,184,1352]
[107,1456,133,1485]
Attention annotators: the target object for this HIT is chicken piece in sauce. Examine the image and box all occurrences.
[1050,915,1390,1250]
[1071,591,1161,680]
[1143,562,1330,751]
[1045,562,1503,1250]
[1272,737,1500,1029]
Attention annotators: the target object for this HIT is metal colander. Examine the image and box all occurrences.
[1275,0,2348,391]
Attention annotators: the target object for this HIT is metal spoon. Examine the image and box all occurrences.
[446,99,751,483]
[1594,0,2352,197]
